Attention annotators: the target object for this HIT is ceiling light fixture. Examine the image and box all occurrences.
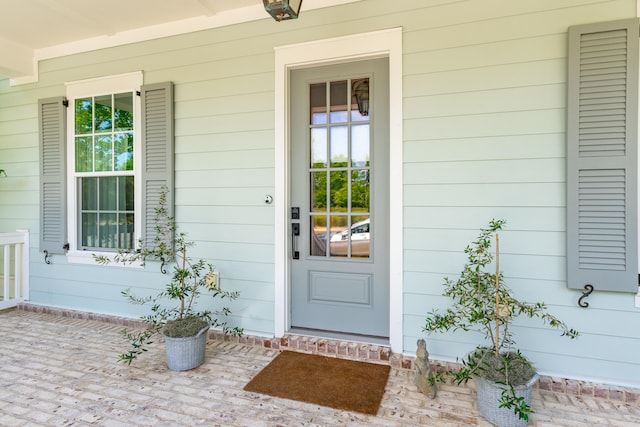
[263,0,303,22]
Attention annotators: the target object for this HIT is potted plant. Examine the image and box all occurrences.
[95,186,243,371]
[0,169,6,176]
[423,219,578,426]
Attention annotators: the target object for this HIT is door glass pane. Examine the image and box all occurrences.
[311,216,327,256]
[310,171,327,212]
[330,171,348,212]
[330,126,348,167]
[351,78,370,121]
[310,83,326,125]
[350,215,370,258]
[94,95,112,132]
[351,124,370,167]
[330,80,348,123]
[351,170,370,212]
[307,76,372,259]
[311,128,327,168]
[329,215,348,257]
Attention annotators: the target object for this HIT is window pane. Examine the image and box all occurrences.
[81,176,134,250]
[82,177,98,210]
[82,213,97,248]
[310,215,327,256]
[330,80,348,123]
[120,176,135,211]
[114,132,134,171]
[114,92,134,131]
[99,213,117,248]
[94,95,112,132]
[99,177,117,211]
[330,171,348,212]
[310,83,326,125]
[310,171,327,212]
[119,213,135,250]
[75,98,93,134]
[330,126,348,167]
[311,128,327,168]
[351,170,370,212]
[95,135,113,172]
[75,136,93,172]
[351,124,370,167]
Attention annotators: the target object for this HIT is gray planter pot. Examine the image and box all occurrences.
[475,373,539,427]
[164,325,209,371]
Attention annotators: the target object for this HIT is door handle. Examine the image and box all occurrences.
[292,223,300,260]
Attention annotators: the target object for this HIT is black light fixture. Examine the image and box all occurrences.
[263,0,302,22]
[352,79,370,116]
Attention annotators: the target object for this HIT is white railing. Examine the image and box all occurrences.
[0,230,29,310]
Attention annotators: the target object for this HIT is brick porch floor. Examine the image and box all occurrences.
[0,309,639,426]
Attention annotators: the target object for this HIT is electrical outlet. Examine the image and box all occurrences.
[205,271,219,290]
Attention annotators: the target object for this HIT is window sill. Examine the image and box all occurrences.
[636,289,640,308]
[66,250,143,269]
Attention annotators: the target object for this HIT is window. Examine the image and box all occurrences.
[67,73,142,253]
[39,73,174,262]
[73,91,137,250]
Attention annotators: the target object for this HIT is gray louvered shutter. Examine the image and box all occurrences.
[39,97,68,254]
[567,18,639,292]
[140,82,174,246]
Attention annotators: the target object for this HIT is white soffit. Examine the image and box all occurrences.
[3,0,363,85]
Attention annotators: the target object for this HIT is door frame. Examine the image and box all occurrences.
[274,28,403,352]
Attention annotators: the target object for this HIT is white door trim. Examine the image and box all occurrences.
[274,27,403,352]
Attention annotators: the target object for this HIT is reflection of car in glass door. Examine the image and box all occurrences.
[329,218,370,257]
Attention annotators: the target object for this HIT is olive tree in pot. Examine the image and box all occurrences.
[424,219,578,426]
[95,187,243,371]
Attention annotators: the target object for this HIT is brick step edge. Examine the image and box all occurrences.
[16,302,639,405]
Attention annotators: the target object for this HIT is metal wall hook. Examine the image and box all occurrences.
[578,284,594,308]
[160,257,167,274]
[44,250,52,265]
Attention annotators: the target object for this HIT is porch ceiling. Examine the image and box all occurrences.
[0,0,359,84]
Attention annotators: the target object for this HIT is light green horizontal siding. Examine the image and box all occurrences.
[399,0,638,387]
[405,159,565,184]
[1,0,639,386]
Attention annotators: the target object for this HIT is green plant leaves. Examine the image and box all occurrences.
[423,219,579,417]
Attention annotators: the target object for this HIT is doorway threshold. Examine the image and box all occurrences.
[288,327,389,347]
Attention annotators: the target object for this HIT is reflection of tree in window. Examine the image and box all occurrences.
[351,170,369,212]
[94,95,112,131]
[330,171,348,211]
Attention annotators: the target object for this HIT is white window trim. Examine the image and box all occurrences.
[635,37,640,308]
[273,28,403,352]
[65,71,143,265]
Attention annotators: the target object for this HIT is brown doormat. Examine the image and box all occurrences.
[244,351,390,415]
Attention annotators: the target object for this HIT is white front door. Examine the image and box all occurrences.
[289,58,390,338]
